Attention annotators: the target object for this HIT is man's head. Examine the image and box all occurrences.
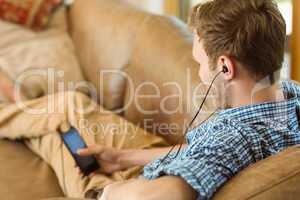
[190,0,286,84]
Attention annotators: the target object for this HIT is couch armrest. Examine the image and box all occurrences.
[213,145,300,200]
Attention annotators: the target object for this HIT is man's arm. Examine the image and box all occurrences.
[78,144,187,174]
[119,144,187,166]
[100,176,198,200]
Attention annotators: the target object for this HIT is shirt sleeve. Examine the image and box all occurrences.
[143,124,255,200]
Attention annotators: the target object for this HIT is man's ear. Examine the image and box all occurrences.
[217,56,235,81]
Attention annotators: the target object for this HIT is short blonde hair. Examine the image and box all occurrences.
[189,0,286,79]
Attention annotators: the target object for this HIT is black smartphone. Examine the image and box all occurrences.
[61,127,100,176]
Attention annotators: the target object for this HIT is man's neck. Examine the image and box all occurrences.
[228,79,284,108]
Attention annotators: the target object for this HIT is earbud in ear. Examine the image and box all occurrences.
[222,65,229,73]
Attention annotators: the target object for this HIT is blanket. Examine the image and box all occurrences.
[0,91,167,197]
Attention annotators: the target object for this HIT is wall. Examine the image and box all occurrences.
[123,0,164,15]
[292,0,300,81]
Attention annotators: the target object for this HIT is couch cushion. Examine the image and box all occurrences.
[213,145,300,200]
[69,0,144,111]
[44,199,85,200]
[0,20,86,101]
[69,0,217,144]
[0,139,63,200]
[49,6,68,31]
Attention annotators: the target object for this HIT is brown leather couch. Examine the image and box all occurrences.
[1,0,300,199]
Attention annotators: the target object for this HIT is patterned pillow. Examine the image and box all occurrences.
[0,0,63,30]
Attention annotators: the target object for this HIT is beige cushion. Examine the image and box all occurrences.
[69,0,142,111]
[0,140,63,200]
[49,6,69,31]
[44,199,86,200]
[213,145,300,200]
[69,0,213,144]
[0,20,85,100]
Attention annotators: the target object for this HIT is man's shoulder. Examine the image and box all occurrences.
[187,116,246,146]
[282,80,300,99]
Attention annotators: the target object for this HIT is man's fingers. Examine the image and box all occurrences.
[100,150,116,162]
[59,122,71,133]
[77,145,104,156]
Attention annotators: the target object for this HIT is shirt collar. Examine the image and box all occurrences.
[217,81,300,124]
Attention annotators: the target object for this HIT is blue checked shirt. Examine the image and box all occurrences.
[143,80,300,200]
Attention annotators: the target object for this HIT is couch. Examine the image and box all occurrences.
[1,0,300,199]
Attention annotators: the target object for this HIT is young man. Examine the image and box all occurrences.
[78,0,300,199]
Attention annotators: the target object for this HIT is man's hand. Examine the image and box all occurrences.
[77,144,188,175]
[77,145,136,174]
